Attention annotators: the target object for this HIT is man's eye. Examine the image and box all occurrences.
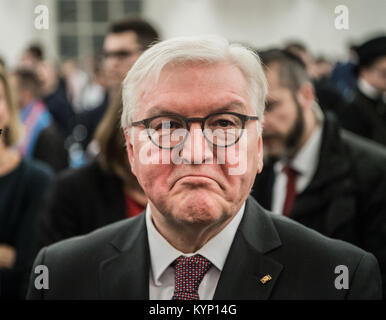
[155,121,182,131]
[216,119,234,127]
[265,101,277,112]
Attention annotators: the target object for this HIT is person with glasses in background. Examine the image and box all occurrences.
[27,36,381,300]
[75,18,159,155]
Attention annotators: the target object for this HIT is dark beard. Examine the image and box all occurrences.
[284,95,305,159]
[265,94,305,164]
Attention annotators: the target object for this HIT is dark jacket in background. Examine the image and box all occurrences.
[75,93,109,149]
[33,123,69,173]
[251,112,386,296]
[26,197,382,299]
[36,159,125,250]
[0,159,53,299]
[339,88,386,146]
[43,80,75,139]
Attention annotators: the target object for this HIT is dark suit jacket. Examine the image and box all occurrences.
[251,112,386,296]
[33,123,69,173]
[339,88,386,146]
[26,196,381,299]
[36,159,126,251]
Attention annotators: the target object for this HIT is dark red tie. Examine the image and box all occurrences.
[172,254,212,300]
[282,165,298,216]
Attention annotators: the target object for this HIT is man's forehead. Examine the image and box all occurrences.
[264,63,280,85]
[104,31,139,49]
[144,101,248,118]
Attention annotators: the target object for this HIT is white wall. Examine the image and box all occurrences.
[0,0,384,67]
[0,0,57,68]
[142,0,386,60]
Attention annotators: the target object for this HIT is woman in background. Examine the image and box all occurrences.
[37,96,147,249]
[0,69,52,299]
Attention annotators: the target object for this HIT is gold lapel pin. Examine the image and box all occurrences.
[260,274,272,284]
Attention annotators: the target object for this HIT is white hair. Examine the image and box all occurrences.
[121,35,267,131]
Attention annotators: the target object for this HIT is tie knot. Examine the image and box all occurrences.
[172,254,212,300]
[282,164,298,177]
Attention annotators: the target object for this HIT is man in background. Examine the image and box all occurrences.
[251,49,386,296]
[11,68,68,172]
[340,35,386,146]
[76,18,159,151]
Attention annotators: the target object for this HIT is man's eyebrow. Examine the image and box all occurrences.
[145,106,173,118]
[214,102,247,113]
[144,101,248,119]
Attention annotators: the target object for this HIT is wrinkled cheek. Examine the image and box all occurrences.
[216,137,249,176]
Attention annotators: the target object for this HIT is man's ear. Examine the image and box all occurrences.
[296,82,315,110]
[124,129,137,177]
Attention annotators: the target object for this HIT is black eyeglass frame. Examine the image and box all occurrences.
[131,111,259,149]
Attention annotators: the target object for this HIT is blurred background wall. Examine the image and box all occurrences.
[0,0,385,67]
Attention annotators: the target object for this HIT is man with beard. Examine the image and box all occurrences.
[251,49,386,297]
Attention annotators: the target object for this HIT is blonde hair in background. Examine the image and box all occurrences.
[0,68,21,147]
[94,94,143,191]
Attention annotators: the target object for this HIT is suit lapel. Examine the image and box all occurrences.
[99,213,150,299]
[291,113,351,220]
[251,162,274,210]
[213,197,283,299]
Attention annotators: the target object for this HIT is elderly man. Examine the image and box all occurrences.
[27,36,381,300]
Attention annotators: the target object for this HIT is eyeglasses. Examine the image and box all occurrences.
[131,112,259,149]
[103,49,141,60]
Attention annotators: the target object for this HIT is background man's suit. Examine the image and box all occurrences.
[251,112,386,296]
[27,196,381,299]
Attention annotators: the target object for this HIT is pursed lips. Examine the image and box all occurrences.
[171,174,223,190]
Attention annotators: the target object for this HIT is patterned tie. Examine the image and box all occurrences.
[282,164,298,216]
[172,254,212,300]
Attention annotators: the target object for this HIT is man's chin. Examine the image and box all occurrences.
[168,195,224,225]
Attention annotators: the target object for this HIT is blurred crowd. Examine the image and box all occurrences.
[0,15,385,299]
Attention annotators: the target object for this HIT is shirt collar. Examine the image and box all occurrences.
[358,78,385,101]
[290,124,323,178]
[146,202,245,286]
[20,100,37,121]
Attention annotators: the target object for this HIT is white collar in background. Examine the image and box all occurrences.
[358,78,386,102]
[146,202,245,286]
[273,122,323,193]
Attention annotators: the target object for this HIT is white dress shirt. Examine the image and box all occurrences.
[271,125,323,215]
[146,202,245,300]
[358,78,386,103]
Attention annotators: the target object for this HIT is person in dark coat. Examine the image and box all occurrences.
[36,98,146,250]
[339,35,386,146]
[0,69,53,299]
[250,49,386,297]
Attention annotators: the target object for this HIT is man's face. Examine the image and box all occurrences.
[103,31,142,91]
[262,63,305,160]
[126,62,263,229]
[361,56,386,92]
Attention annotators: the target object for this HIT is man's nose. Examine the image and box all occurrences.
[180,123,213,164]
